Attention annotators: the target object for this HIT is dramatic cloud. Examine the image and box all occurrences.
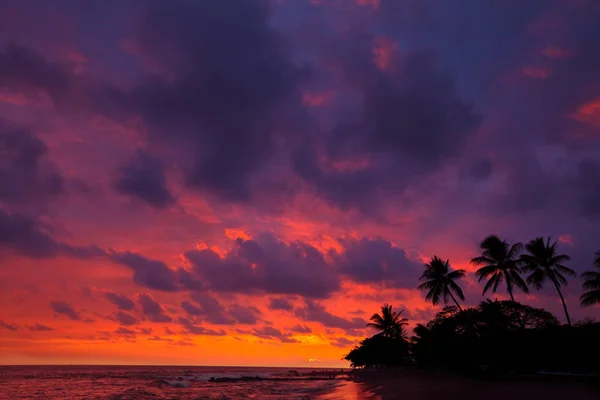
[186,293,234,325]
[269,298,294,311]
[0,42,71,107]
[50,301,81,321]
[0,320,19,331]
[104,291,136,311]
[295,300,366,331]
[251,326,298,343]
[333,238,421,287]
[178,317,227,336]
[112,150,175,209]
[290,324,311,334]
[110,251,179,292]
[0,127,64,205]
[0,209,104,259]
[114,311,138,326]
[331,337,354,348]
[183,234,340,298]
[128,0,304,202]
[137,293,172,323]
[1,0,600,366]
[228,305,260,325]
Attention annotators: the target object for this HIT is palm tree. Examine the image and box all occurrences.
[471,235,529,302]
[366,304,408,339]
[418,256,466,310]
[580,251,600,307]
[520,237,575,325]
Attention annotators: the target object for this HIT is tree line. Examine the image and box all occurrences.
[344,235,600,373]
[419,235,600,325]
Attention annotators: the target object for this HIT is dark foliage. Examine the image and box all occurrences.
[580,251,600,307]
[411,301,600,374]
[471,235,529,301]
[418,256,466,310]
[344,334,409,369]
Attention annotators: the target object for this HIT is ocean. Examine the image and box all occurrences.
[0,365,380,399]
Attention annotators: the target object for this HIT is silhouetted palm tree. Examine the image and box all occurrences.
[367,304,408,339]
[520,237,575,325]
[418,256,466,310]
[580,251,600,307]
[471,235,529,302]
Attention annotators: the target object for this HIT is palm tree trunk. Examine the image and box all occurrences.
[448,291,463,311]
[508,289,515,302]
[552,278,572,326]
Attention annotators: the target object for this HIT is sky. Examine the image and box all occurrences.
[0,0,600,368]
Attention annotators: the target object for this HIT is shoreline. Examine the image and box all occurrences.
[350,369,600,400]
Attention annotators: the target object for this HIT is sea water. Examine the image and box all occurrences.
[0,365,380,399]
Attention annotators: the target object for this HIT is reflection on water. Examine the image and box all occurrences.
[318,381,381,400]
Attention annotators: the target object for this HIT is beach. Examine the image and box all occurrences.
[353,370,600,400]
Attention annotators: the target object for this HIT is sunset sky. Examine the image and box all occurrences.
[1,0,600,368]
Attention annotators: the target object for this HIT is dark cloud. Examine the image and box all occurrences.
[114,327,136,337]
[184,233,340,298]
[331,337,354,348]
[177,316,227,336]
[332,237,421,287]
[295,300,366,331]
[228,305,260,325]
[187,293,234,325]
[575,160,600,216]
[0,127,64,206]
[0,320,19,331]
[137,293,172,323]
[114,311,138,326]
[0,42,71,106]
[268,297,294,311]
[112,149,175,209]
[104,291,136,311]
[292,49,481,212]
[127,0,304,202]
[27,323,54,332]
[251,326,298,343]
[0,209,104,259]
[50,301,81,321]
[110,251,179,291]
[290,324,311,334]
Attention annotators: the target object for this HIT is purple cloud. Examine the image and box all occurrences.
[0,209,105,259]
[114,311,138,326]
[104,291,136,311]
[295,300,366,331]
[112,149,175,209]
[27,323,54,332]
[228,305,260,325]
[177,317,227,336]
[184,233,340,298]
[268,298,294,311]
[50,301,81,321]
[111,251,179,292]
[332,237,421,286]
[186,293,234,325]
[0,320,19,331]
[0,127,64,205]
[137,293,172,323]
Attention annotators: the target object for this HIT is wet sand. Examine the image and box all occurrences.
[353,370,600,400]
